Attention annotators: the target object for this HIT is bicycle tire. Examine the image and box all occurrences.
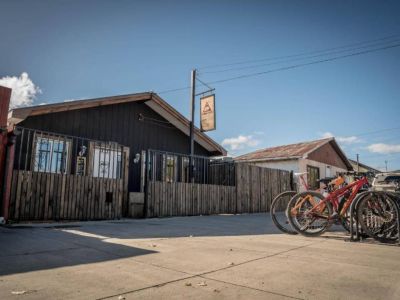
[286,191,333,237]
[357,192,399,243]
[270,191,298,235]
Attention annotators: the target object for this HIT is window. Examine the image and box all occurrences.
[326,165,331,178]
[92,145,122,179]
[33,136,70,174]
[164,155,177,183]
[307,165,320,190]
[181,157,190,182]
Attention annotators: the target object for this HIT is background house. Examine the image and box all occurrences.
[235,138,353,190]
[348,159,380,174]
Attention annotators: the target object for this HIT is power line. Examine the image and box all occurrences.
[337,127,400,139]
[157,86,190,95]
[206,43,400,85]
[197,33,400,70]
[156,42,400,96]
[199,38,400,75]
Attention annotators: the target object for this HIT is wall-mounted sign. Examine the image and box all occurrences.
[76,156,86,176]
[200,94,216,132]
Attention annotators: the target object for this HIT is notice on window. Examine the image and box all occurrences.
[76,156,86,176]
[200,94,216,132]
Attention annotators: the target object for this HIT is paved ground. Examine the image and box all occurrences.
[0,214,399,300]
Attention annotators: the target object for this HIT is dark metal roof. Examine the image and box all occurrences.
[8,92,226,156]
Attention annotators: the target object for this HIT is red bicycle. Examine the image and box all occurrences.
[286,176,369,236]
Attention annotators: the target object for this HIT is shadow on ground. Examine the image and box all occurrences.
[0,213,344,277]
[0,226,156,277]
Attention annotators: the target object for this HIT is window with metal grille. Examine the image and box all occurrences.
[33,135,70,174]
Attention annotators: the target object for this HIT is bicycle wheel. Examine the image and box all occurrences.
[357,192,399,243]
[287,191,333,237]
[270,191,298,235]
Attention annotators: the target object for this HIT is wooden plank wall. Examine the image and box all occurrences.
[235,163,291,214]
[8,170,123,221]
[146,181,236,217]
[146,164,291,217]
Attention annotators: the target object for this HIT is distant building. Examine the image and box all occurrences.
[235,138,353,190]
[348,159,380,174]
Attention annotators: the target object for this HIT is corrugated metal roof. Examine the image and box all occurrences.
[235,138,333,161]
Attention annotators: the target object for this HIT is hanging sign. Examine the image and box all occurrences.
[200,94,216,132]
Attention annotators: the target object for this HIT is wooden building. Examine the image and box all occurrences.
[235,138,353,190]
[6,92,226,221]
[8,92,226,190]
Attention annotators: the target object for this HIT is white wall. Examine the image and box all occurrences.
[244,158,348,192]
[299,158,347,179]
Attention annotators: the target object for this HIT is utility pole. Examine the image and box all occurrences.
[189,69,196,182]
[189,69,196,156]
[356,154,359,172]
[385,160,388,172]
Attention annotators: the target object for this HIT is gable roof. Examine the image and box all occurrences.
[235,138,353,170]
[348,159,380,173]
[8,92,226,156]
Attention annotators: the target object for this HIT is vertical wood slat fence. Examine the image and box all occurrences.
[8,170,124,221]
[146,163,292,217]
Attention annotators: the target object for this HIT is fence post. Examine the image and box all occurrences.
[0,86,12,223]
[289,170,294,191]
[143,149,150,217]
[1,132,16,223]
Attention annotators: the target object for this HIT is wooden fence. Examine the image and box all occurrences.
[8,170,124,221]
[146,181,236,217]
[146,164,291,217]
[236,163,292,214]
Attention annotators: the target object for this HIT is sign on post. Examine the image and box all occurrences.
[200,94,216,132]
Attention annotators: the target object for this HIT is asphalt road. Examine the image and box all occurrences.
[0,214,399,299]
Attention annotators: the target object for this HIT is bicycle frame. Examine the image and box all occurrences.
[308,177,369,218]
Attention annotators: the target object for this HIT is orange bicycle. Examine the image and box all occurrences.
[286,176,369,236]
[270,173,342,234]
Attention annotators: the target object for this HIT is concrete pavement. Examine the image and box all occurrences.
[0,214,399,299]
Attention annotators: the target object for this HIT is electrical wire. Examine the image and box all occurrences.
[197,33,400,70]
[155,42,400,95]
[199,38,400,75]
[206,43,400,85]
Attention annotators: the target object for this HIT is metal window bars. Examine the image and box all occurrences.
[146,149,235,186]
[13,126,125,179]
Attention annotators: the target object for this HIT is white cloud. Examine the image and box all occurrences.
[321,132,360,144]
[366,143,400,154]
[0,72,41,109]
[222,135,260,151]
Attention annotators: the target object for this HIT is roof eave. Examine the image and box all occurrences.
[8,92,227,156]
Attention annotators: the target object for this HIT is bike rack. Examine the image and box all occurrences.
[349,191,400,246]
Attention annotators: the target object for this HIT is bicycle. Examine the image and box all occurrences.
[286,176,369,237]
[270,172,340,235]
[356,191,400,243]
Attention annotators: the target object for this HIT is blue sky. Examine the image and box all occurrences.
[1,0,399,170]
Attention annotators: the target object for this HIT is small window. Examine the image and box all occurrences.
[33,135,71,174]
[165,155,177,183]
[181,157,190,182]
[92,145,122,179]
[307,165,320,190]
